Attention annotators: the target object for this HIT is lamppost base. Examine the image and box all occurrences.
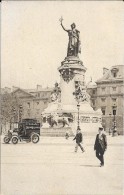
[112,130,118,137]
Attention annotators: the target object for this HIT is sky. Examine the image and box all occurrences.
[1,1,124,89]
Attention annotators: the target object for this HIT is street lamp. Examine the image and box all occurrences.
[77,103,80,129]
[73,86,82,130]
[109,113,112,135]
[112,111,117,136]
[10,107,16,129]
[19,105,23,122]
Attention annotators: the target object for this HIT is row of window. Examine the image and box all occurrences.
[92,97,117,106]
[101,87,116,92]
[101,109,116,116]
[92,86,117,96]
[27,101,48,108]
[36,92,51,98]
[101,97,117,102]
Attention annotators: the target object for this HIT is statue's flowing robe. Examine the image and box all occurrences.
[67,29,81,56]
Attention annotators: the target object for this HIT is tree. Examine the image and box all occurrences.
[0,92,23,131]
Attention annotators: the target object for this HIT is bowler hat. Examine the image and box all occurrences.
[99,127,103,131]
[77,126,81,130]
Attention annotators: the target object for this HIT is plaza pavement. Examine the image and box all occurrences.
[1,135,124,195]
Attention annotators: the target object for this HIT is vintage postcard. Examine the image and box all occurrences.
[1,1,124,195]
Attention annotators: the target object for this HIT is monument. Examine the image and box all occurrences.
[42,18,102,136]
[59,17,86,108]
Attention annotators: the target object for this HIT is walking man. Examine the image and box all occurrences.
[94,127,107,167]
[73,126,85,153]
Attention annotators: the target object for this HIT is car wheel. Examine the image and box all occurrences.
[31,134,39,144]
[11,136,18,144]
[3,136,10,144]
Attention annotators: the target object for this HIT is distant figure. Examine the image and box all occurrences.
[65,130,69,139]
[73,126,85,153]
[60,17,81,57]
[109,128,111,135]
[94,127,107,167]
[62,117,69,127]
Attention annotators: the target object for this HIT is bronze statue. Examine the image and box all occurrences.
[60,17,81,57]
[51,82,61,102]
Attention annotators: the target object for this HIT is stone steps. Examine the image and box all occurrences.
[40,127,98,137]
[40,127,74,137]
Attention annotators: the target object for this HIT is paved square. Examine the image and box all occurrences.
[1,135,123,195]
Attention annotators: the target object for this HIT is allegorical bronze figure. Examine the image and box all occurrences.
[60,17,81,57]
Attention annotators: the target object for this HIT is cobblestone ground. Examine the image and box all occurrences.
[1,135,124,195]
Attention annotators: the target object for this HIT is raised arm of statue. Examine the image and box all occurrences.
[59,17,68,32]
[59,17,81,57]
[61,22,68,32]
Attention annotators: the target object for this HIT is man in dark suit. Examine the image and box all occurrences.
[73,126,85,153]
[94,127,107,167]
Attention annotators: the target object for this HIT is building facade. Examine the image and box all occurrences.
[2,65,124,134]
[88,65,124,134]
[11,85,53,124]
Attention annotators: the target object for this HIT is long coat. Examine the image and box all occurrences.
[94,134,107,152]
[73,132,82,143]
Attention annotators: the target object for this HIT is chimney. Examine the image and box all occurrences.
[37,85,42,91]
[103,67,109,75]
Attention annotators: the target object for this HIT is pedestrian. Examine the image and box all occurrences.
[73,126,85,153]
[65,130,69,139]
[94,127,107,167]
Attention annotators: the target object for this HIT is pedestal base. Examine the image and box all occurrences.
[60,56,85,68]
[40,127,74,137]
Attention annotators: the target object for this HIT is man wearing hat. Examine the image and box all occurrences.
[94,127,107,167]
[73,126,85,153]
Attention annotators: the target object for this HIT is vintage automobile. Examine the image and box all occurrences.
[3,119,40,144]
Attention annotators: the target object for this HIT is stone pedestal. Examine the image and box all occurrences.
[58,56,87,106]
[42,56,102,136]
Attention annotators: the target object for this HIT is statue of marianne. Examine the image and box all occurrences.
[60,17,81,57]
